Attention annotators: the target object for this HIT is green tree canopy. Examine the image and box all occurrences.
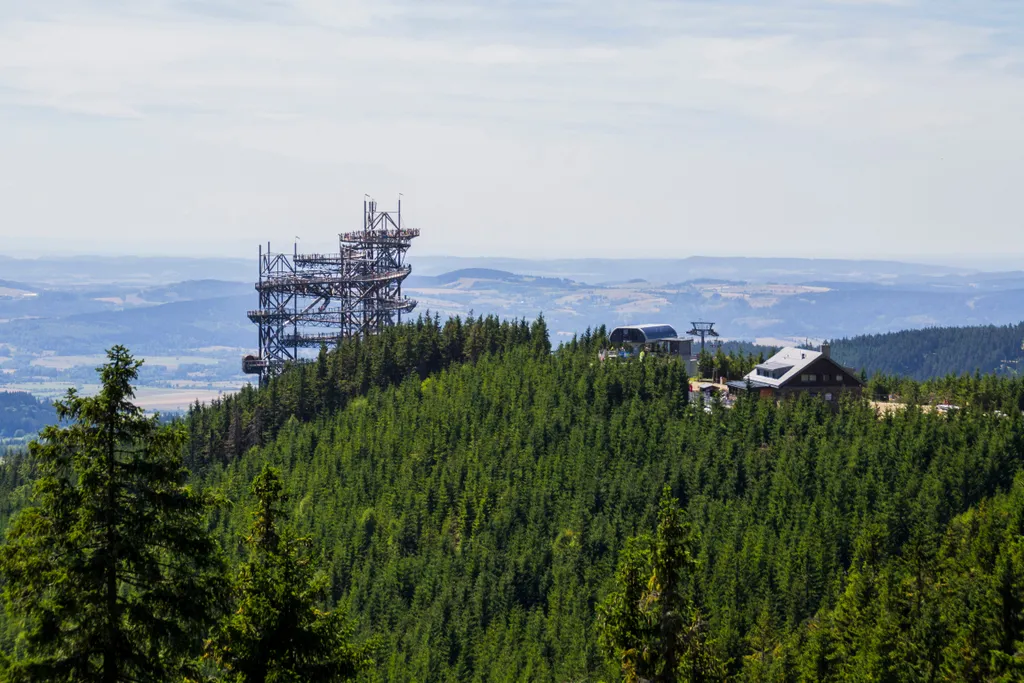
[0,346,224,682]
[206,464,373,682]
[599,487,727,682]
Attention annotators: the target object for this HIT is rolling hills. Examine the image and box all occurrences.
[1,254,1023,417]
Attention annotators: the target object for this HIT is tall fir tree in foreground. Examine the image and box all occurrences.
[206,465,372,682]
[0,346,224,682]
[599,488,727,683]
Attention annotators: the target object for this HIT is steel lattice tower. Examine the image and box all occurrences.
[243,198,419,385]
[687,321,719,354]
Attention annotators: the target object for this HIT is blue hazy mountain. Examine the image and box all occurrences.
[413,255,985,286]
[1,295,253,355]
[1,254,1023,384]
[0,256,253,286]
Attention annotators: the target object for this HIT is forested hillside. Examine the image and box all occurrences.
[181,317,1024,680]
[2,316,1024,680]
[832,321,1024,380]
[0,391,57,440]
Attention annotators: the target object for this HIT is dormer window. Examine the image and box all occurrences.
[755,362,792,380]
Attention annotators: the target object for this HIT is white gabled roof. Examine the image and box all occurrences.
[744,347,822,388]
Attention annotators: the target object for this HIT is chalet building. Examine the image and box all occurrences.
[727,344,862,401]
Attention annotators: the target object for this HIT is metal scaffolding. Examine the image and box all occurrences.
[243,198,419,384]
[687,321,719,355]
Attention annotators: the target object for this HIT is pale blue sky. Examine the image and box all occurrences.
[1,0,1023,263]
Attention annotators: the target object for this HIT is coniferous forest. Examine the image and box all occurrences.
[1,314,1024,681]
[0,393,57,441]
[831,321,1024,380]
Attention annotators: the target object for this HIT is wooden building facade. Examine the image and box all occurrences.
[727,344,862,402]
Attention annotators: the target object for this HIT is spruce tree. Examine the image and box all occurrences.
[0,346,225,682]
[531,313,552,356]
[598,487,726,682]
[206,465,372,682]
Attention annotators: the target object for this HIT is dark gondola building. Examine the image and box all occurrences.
[608,323,697,374]
[609,324,693,357]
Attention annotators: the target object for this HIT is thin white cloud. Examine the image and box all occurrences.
[1,1,1023,261]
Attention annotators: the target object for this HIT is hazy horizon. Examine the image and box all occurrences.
[3,249,1024,277]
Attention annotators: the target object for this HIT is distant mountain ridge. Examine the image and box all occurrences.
[0,256,252,286]
[434,268,518,283]
[9,254,1021,288]
[1,295,253,355]
[2,254,1024,386]
[0,280,39,293]
[415,255,992,285]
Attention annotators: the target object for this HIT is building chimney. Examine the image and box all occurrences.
[820,342,831,359]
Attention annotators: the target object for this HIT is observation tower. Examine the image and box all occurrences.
[243,197,419,385]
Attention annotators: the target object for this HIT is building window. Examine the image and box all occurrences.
[836,374,843,382]
[825,393,833,401]
[807,374,816,382]
[822,374,829,382]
